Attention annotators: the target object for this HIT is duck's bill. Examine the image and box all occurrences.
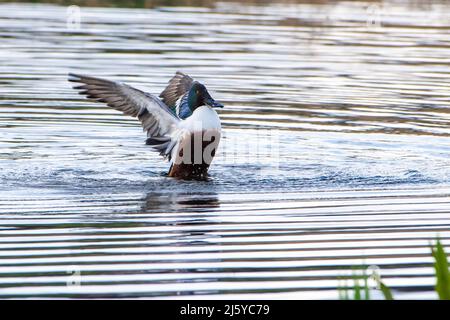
[205,98,224,108]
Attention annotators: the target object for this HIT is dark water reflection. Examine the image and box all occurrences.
[141,192,220,212]
[0,0,450,298]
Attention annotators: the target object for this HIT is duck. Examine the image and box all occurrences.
[68,71,223,180]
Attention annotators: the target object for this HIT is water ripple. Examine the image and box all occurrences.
[1,1,450,299]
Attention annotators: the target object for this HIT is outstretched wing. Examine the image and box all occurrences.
[68,73,181,160]
[159,71,194,108]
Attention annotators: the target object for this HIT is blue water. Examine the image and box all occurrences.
[0,1,450,299]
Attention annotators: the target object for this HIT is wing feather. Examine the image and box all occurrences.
[68,73,181,159]
[159,71,194,108]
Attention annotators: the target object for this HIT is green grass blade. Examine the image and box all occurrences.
[354,274,361,300]
[338,264,394,300]
[343,279,349,300]
[431,238,450,300]
[364,273,370,300]
[377,279,394,300]
[338,278,345,300]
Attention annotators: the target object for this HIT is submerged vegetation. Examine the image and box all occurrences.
[339,239,450,300]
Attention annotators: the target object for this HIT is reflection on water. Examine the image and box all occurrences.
[0,0,450,299]
[141,192,220,212]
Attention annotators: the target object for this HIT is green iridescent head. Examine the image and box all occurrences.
[187,82,224,111]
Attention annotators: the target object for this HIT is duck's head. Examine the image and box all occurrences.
[188,82,223,111]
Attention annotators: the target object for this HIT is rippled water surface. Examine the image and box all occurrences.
[1,0,450,299]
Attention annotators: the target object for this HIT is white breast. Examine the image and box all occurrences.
[181,106,221,132]
[170,106,222,166]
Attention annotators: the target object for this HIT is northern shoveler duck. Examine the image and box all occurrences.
[68,71,223,180]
